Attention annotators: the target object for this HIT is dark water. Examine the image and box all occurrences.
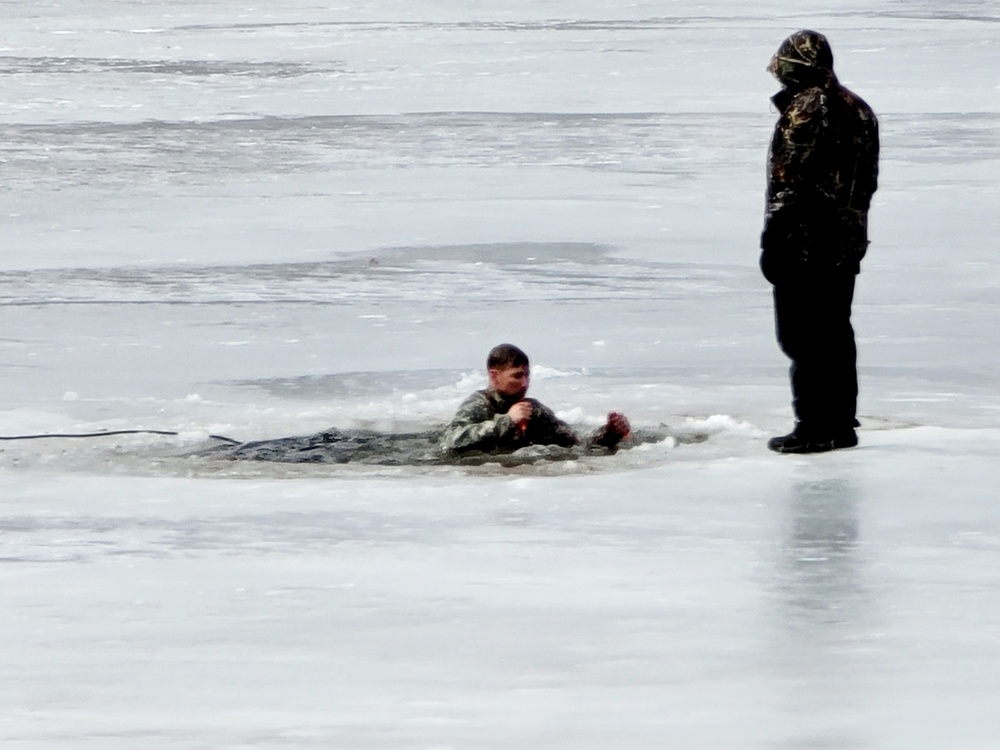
[201,425,706,466]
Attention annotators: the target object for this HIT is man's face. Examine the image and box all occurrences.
[489,364,530,399]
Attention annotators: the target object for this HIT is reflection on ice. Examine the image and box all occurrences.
[777,479,865,628]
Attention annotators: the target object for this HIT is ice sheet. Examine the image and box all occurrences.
[1,1,999,747]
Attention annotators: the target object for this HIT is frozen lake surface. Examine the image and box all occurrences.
[2,1,999,747]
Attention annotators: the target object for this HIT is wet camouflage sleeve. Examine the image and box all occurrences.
[522,400,580,449]
[439,391,519,454]
[440,392,580,454]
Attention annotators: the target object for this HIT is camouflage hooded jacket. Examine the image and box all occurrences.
[761,30,879,284]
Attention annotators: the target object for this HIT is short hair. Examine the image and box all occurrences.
[487,343,529,370]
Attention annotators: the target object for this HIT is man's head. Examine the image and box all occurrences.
[769,29,835,89]
[486,343,530,399]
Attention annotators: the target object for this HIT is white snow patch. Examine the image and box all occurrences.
[682,413,767,437]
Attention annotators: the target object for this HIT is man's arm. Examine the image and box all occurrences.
[520,403,632,451]
[521,400,580,448]
[761,88,829,283]
[440,392,519,454]
[586,412,632,451]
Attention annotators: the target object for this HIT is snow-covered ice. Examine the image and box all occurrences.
[1,1,999,747]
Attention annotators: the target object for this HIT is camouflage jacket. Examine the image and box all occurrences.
[761,31,879,283]
[439,389,580,455]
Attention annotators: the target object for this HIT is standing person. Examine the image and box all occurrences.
[441,343,631,455]
[760,30,879,454]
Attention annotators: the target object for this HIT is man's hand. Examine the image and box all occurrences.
[591,411,632,449]
[760,212,790,252]
[507,401,533,432]
[604,412,631,442]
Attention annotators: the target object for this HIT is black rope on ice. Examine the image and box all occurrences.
[0,430,241,444]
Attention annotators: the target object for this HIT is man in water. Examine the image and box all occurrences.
[441,343,631,455]
[760,30,879,453]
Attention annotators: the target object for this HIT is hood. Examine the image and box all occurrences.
[769,29,835,89]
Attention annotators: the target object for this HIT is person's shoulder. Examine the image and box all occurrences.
[786,86,828,124]
[836,83,877,122]
[458,389,492,407]
[452,389,494,418]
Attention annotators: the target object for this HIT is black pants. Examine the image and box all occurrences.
[773,274,858,434]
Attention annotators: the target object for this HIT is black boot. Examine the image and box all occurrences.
[767,425,858,454]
